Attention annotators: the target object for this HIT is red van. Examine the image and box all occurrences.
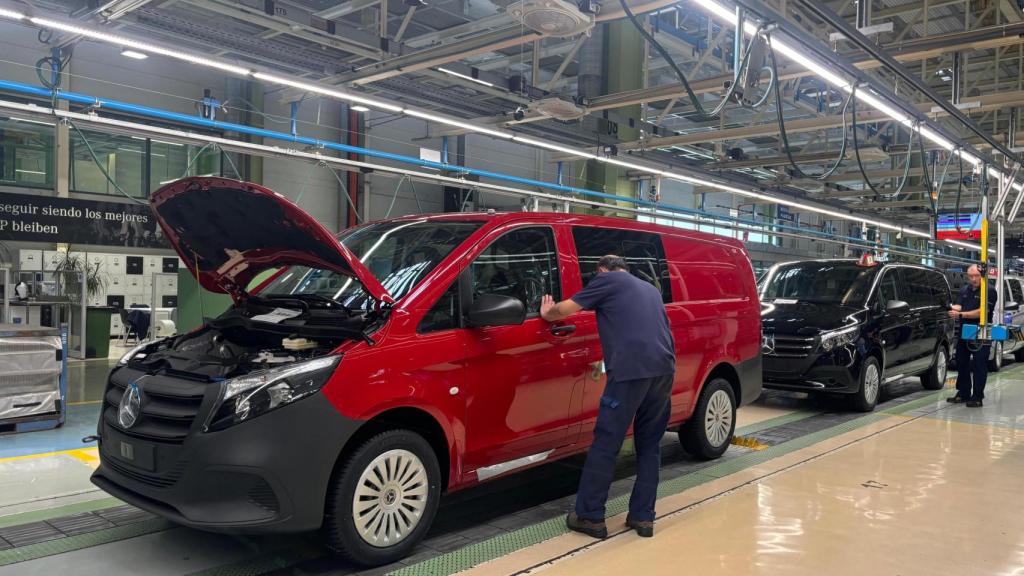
[93,177,762,565]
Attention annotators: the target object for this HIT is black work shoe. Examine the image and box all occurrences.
[566,513,607,539]
[626,516,654,538]
[947,395,968,404]
[966,400,984,408]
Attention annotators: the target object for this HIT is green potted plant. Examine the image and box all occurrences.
[53,249,112,358]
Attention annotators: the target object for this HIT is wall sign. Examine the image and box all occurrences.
[0,192,166,248]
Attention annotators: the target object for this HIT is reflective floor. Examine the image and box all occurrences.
[2,360,1024,576]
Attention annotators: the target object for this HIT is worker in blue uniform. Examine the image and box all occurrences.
[948,264,997,407]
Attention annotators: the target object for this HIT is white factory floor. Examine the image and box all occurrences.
[2,358,1022,576]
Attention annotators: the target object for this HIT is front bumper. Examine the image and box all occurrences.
[762,345,860,394]
[91,369,361,533]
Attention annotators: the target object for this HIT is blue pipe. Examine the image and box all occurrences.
[0,78,953,263]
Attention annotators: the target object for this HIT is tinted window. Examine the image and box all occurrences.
[877,270,900,308]
[1010,279,1024,305]
[471,227,560,317]
[928,270,951,307]
[761,262,876,306]
[261,221,480,311]
[572,227,671,302]
[898,268,928,307]
[419,281,460,333]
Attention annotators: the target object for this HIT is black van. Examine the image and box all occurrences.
[759,259,954,411]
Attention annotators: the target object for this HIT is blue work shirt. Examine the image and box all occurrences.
[957,282,997,325]
[570,271,676,381]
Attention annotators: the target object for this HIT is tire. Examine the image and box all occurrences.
[988,341,1003,372]
[322,430,442,567]
[922,345,948,390]
[679,378,736,460]
[850,356,881,412]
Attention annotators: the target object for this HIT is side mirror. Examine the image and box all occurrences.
[466,294,526,328]
[1006,301,1020,312]
[886,300,910,314]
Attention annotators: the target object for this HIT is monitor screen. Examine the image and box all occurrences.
[936,213,982,240]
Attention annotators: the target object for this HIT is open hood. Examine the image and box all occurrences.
[150,177,392,304]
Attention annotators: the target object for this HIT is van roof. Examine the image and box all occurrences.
[374,211,747,251]
[771,258,943,273]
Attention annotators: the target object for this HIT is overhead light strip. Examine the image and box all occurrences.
[29,17,252,76]
[437,67,494,88]
[0,5,976,250]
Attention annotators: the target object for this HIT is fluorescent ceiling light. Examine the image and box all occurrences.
[131,136,184,147]
[29,17,252,76]
[511,136,597,159]
[0,7,25,20]
[350,105,370,112]
[120,48,148,60]
[252,72,403,113]
[8,117,53,126]
[405,109,513,139]
[15,169,45,175]
[437,67,495,88]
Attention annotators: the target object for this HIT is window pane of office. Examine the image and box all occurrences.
[70,128,145,198]
[149,141,222,193]
[0,117,54,189]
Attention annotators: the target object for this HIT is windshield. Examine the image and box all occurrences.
[258,221,481,310]
[760,262,877,306]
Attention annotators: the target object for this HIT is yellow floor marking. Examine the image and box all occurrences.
[66,448,100,469]
[68,400,102,406]
[0,446,97,464]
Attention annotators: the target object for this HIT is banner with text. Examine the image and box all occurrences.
[0,192,166,248]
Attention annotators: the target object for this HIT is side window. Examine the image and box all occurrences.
[572,226,671,302]
[1010,279,1024,305]
[471,227,560,317]
[930,271,951,307]
[418,281,460,333]
[877,270,900,309]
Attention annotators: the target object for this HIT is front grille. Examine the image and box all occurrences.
[104,456,186,488]
[764,333,816,358]
[247,479,280,514]
[103,371,207,444]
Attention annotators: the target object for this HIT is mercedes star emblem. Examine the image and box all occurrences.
[118,381,142,429]
[761,333,776,356]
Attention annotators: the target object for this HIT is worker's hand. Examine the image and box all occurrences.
[948,309,960,318]
[951,304,962,312]
[540,295,555,321]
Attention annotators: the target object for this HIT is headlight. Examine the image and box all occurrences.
[117,339,161,366]
[819,326,860,352]
[205,355,340,431]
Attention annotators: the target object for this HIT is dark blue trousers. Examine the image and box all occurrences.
[575,374,674,523]
[955,338,989,401]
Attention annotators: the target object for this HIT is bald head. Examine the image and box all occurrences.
[967,265,982,289]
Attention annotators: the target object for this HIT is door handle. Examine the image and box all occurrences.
[550,324,577,337]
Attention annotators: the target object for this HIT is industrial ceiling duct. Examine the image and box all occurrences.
[505,0,596,38]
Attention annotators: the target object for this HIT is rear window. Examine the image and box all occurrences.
[572,226,671,302]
